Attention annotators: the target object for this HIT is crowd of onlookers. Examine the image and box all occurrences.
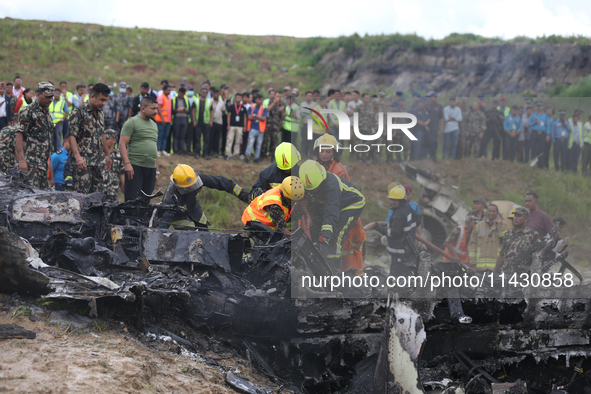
[2,76,591,184]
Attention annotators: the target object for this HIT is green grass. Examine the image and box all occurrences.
[0,18,312,92]
[4,18,591,96]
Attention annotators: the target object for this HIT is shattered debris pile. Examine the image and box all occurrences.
[2,172,591,393]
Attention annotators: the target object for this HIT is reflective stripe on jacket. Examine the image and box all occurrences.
[242,185,290,229]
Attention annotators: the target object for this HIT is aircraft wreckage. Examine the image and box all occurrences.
[1,169,591,394]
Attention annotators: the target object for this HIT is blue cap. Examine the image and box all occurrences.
[187,84,194,90]
[535,101,543,106]
[492,99,499,104]
[200,87,208,92]
[559,110,566,115]
[425,93,432,98]
[478,94,484,98]
[431,92,438,97]
[413,93,420,97]
[396,91,403,97]
[525,99,532,104]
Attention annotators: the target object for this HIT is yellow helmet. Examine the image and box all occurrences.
[281,176,305,201]
[298,160,327,190]
[275,142,301,170]
[388,185,406,200]
[171,164,200,188]
[387,182,400,195]
[313,133,340,151]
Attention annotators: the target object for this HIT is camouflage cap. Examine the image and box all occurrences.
[513,207,530,216]
[37,81,55,97]
[466,214,479,222]
[292,88,299,95]
[378,92,385,97]
[473,197,486,204]
[104,129,118,139]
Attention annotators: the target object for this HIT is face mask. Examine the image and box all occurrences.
[119,88,126,93]
[109,91,114,96]
[187,91,194,97]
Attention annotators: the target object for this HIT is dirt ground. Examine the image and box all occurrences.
[0,295,275,394]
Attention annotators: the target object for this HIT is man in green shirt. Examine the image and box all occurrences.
[119,96,159,201]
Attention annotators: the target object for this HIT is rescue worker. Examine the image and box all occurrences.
[468,203,508,272]
[298,160,365,273]
[365,185,413,276]
[444,214,478,265]
[313,133,366,274]
[242,176,304,235]
[313,133,347,178]
[160,164,250,230]
[250,142,301,199]
[494,207,539,274]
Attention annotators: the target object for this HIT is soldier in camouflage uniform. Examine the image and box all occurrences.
[494,207,539,273]
[115,82,132,131]
[102,129,124,202]
[0,124,22,173]
[15,82,55,189]
[103,90,118,131]
[375,92,390,163]
[356,94,374,162]
[261,93,283,161]
[471,197,487,223]
[458,102,486,159]
[68,83,112,194]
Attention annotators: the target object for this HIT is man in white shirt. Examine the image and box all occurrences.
[12,76,24,101]
[443,97,463,159]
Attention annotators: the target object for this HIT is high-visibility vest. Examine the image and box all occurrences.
[247,105,267,133]
[154,94,172,123]
[171,96,191,123]
[444,225,469,264]
[18,99,29,113]
[283,104,300,132]
[194,98,212,124]
[242,185,290,230]
[497,106,511,117]
[568,118,583,149]
[263,98,270,108]
[49,97,67,124]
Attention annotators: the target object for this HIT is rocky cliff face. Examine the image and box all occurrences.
[319,43,591,95]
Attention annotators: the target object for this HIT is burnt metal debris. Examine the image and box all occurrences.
[2,170,591,394]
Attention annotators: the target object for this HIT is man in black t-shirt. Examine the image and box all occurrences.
[225,93,248,159]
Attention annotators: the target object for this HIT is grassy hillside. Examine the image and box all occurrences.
[0,18,312,93]
[4,17,591,96]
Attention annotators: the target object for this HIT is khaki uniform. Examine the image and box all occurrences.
[468,219,508,271]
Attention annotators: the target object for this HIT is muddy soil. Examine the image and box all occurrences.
[0,294,275,394]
